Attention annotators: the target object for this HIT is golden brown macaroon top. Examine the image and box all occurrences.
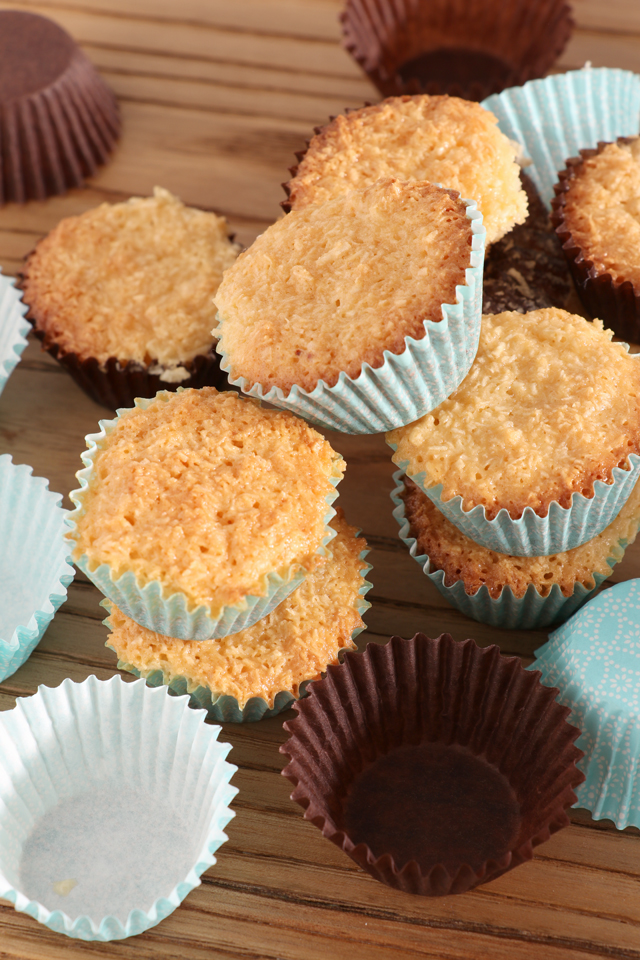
[215,178,472,393]
[388,309,640,520]
[402,476,640,600]
[70,388,344,611]
[285,95,527,245]
[21,187,240,373]
[106,512,369,708]
[561,138,640,288]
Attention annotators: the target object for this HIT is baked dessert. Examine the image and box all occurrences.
[20,188,240,407]
[388,308,640,520]
[216,178,473,394]
[106,512,370,711]
[282,96,527,245]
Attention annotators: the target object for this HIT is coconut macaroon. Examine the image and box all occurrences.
[284,95,527,245]
[20,187,240,378]
[402,477,640,600]
[388,309,640,520]
[69,388,344,612]
[106,513,369,709]
[215,178,472,393]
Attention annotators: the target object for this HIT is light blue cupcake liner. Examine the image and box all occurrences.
[215,199,485,434]
[533,580,640,829]
[104,542,373,723]
[0,675,238,940]
[482,67,640,209]
[0,270,29,397]
[390,444,640,556]
[67,394,343,641]
[0,455,75,682]
[391,470,628,630]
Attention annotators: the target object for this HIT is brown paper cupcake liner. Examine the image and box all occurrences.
[340,0,573,102]
[551,138,640,342]
[281,633,584,897]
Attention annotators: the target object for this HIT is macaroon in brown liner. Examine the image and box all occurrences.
[551,138,640,342]
[0,10,119,205]
[339,0,573,103]
[281,633,584,896]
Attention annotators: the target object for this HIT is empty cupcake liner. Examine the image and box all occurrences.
[533,579,640,829]
[0,675,237,940]
[216,200,485,435]
[0,271,29,397]
[0,455,75,682]
[341,0,573,102]
[482,67,640,209]
[281,633,584,896]
[67,394,343,640]
[390,471,628,629]
[104,543,373,723]
[390,446,640,556]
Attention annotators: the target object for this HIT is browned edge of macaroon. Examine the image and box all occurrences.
[551,137,640,342]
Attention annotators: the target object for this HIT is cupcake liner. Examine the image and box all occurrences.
[0,455,75,682]
[0,271,29,397]
[482,67,640,209]
[0,675,237,940]
[390,446,640,556]
[340,0,573,102]
[390,471,628,629]
[104,542,373,723]
[216,199,485,435]
[281,633,584,896]
[550,138,640,341]
[67,394,343,640]
[533,580,640,830]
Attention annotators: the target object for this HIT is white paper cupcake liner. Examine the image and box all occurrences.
[67,395,343,640]
[0,270,29,396]
[0,455,75,682]
[390,471,626,629]
[482,67,640,209]
[216,200,485,434]
[0,675,237,940]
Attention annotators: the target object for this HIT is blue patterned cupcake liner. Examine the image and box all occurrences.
[215,199,485,434]
[391,471,629,630]
[0,271,29,396]
[0,455,75,682]
[67,394,343,641]
[0,675,237,940]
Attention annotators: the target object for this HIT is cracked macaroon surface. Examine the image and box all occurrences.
[402,476,640,599]
[215,178,472,393]
[388,309,640,519]
[70,388,344,611]
[285,95,527,245]
[106,513,369,708]
[20,187,239,372]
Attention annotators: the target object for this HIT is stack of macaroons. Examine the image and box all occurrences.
[66,387,372,721]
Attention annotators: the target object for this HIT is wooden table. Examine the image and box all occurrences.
[1,0,640,956]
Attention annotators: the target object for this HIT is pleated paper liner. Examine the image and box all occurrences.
[0,271,29,397]
[550,137,640,343]
[0,676,237,940]
[0,11,119,205]
[533,580,640,830]
[340,0,573,102]
[281,634,584,896]
[0,455,75,682]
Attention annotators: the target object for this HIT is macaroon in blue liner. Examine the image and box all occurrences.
[390,471,630,630]
[215,200,485,435]
[0,675,237,941]
[533,579,640,830]
[0,455,75,682]
[0,270,29,396]
[66,394,344,641]
[103,540,374,723]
